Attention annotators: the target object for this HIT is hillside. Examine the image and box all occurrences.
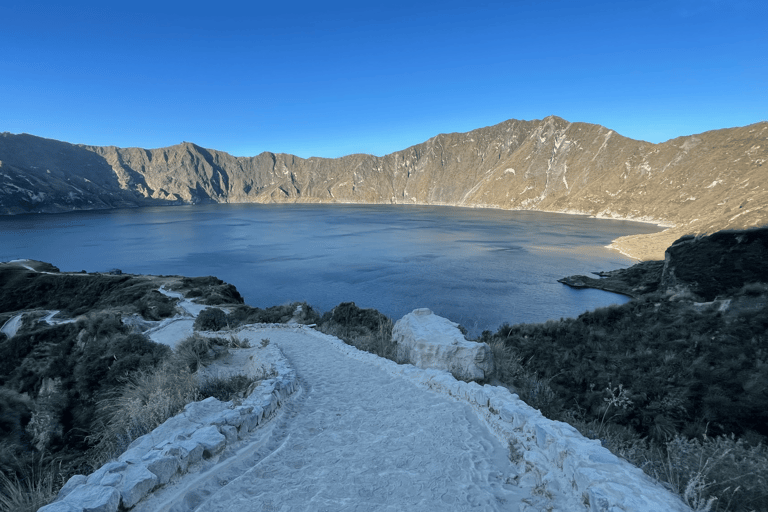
[2,226,767,510]
[1,116,767,259]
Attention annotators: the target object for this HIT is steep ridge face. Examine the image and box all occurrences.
[1,116,767,260]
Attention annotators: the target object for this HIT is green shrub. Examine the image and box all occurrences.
[318,303,395,360]
[226,302,321,328]
[194,308,228,332]
[0,389,33,446]
[174,334,215,372]
[178,276,244,305]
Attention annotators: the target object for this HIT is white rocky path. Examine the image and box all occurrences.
[134,326,548,512]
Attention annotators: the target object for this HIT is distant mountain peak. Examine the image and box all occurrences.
[1,117,767,260]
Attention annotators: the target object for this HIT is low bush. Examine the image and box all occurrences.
[193,307,228,331]
[174,334,216,372]
[318,302,396,360]
[226,302,321,327]
[178,276,244,305]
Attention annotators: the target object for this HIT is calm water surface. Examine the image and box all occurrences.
[0,204,662,335]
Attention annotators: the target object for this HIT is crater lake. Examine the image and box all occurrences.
[0,203,663,335]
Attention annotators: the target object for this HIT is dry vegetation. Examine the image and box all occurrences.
[2,248,766,511]
[0,327,262,512]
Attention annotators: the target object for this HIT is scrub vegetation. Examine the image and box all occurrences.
[225,302,321,328]
[317,302,397,361]
[0,264,270,512]
[3,229,766,511]
[86,334,265,468]
[483,287,768,512]
[0,323,263,512]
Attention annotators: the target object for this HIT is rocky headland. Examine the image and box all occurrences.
[558,226,768,301]
[2,116,767,260]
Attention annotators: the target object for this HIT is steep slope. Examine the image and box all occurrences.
[1,116,767,259]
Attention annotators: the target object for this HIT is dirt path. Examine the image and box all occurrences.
[134,327,542,512]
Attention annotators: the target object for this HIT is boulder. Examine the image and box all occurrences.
[117,463,158,508]
[393,309,493,381]
[56,474,87,501]
[188,424,226,457]
[56,484,120,512]
[37,501,83,512]
[143,452,180,485]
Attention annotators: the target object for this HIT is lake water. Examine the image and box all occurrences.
[0,203,662,335]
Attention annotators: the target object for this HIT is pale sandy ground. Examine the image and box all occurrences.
[145,286,213,348]
[607,228,683,261]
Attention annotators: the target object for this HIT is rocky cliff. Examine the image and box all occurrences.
[2,116,767,259]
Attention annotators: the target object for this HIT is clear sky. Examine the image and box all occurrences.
[1,0,766,158]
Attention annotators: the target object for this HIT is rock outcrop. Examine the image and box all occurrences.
[557,260,664,298]
[393,308,493,381]
[558,227,768,302]
[2,116,767,260]
[660,226,768,301]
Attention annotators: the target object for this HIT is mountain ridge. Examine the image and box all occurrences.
[2,115,767,260]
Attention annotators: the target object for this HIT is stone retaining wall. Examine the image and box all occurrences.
[41,322,692,512]
[39,340,298,512]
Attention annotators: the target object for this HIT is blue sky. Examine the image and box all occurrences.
[1,0,765,158]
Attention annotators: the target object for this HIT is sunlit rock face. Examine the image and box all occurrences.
[393,308,493,382]
[2,117,767,259]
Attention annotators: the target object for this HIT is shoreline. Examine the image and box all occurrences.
[0,199,677,261]
[0,197,676,228]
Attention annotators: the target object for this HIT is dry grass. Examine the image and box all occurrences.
[320,321,398,361]
[563,402,768,511]
[85,333,264,470]
[643,434,768,512]
[86,361,200,467]
[0,459,62,512]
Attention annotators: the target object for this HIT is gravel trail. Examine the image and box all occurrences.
[137,327,529,512]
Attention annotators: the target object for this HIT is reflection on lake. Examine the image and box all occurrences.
[0,203,662,335]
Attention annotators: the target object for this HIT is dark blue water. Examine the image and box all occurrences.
[0,203,662,335]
